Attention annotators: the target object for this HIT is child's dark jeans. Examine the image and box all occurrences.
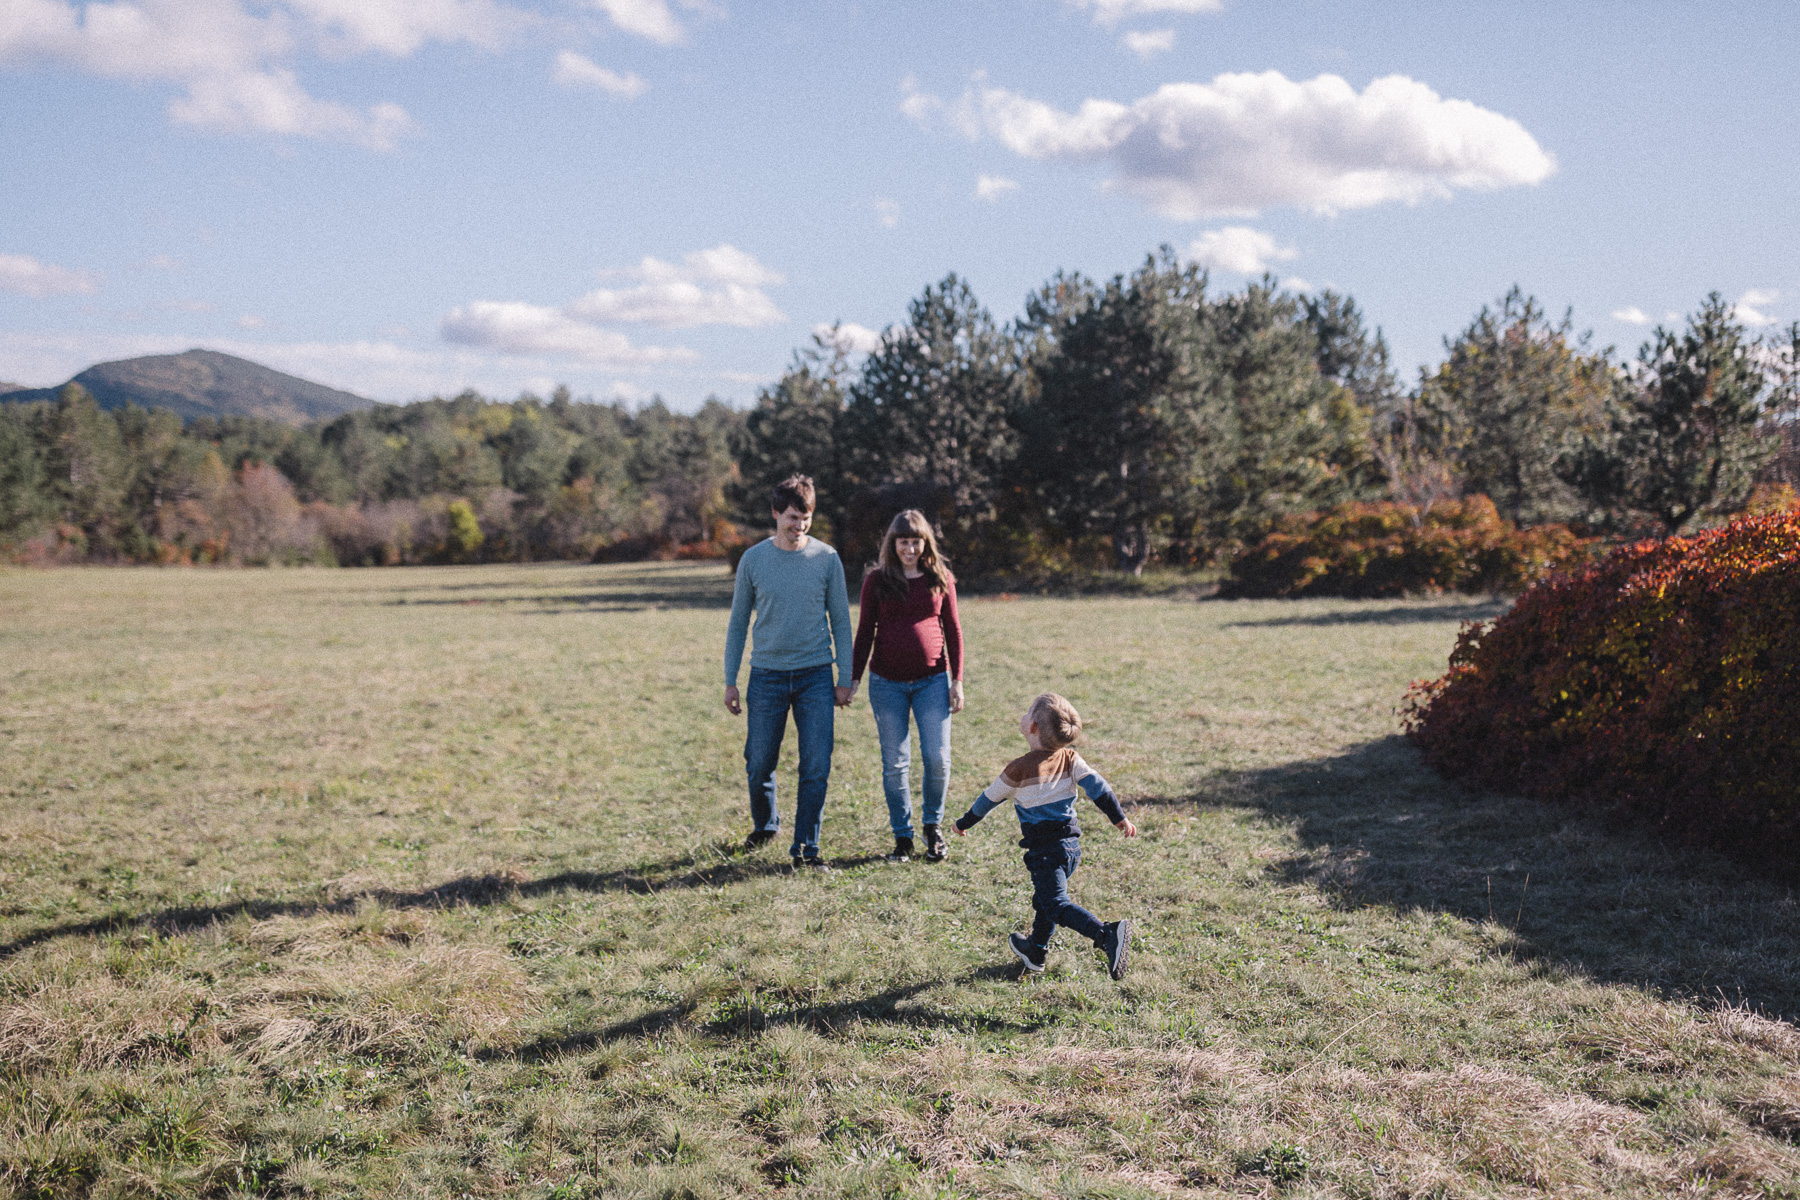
[1024,837,1106,949]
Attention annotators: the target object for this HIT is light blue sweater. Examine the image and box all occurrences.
[724,536,854,687]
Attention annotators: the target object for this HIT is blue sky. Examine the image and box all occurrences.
[2,0,1796,409]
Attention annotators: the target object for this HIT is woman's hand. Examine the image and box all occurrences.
[948,679,965,713]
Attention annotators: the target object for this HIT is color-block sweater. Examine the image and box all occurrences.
[954,748,1126,847]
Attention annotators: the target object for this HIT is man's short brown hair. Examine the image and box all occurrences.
[771,475,816,515]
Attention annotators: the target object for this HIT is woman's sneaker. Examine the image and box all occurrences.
[1008,933,1046,973]
[922,825,948,862]
[1100,920,1132,980]
[887,836,914,863]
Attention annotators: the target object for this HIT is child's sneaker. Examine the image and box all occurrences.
[791,855,831,872]
[1008,933,1046,973]
[922,825,948,862]
[887,836,914,863]
[1100,920,1132,980]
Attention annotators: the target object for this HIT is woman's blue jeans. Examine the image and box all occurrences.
[867,671,951,838]
[744,664,836,858]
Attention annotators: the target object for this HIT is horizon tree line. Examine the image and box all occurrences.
[3,251,1795,572]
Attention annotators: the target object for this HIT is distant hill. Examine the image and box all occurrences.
[0,382,25,395]
[0,349,372,425]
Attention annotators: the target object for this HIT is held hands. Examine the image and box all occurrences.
[834,685,855,707]
[1114,817,1139,838]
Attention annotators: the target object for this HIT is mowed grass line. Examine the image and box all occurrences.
[1,561,1797,1199]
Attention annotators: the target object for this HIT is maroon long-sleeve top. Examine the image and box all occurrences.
[851,572,964,683]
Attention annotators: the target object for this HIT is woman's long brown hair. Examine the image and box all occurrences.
[873,509,951,601]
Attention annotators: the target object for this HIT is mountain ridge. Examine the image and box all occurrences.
[0,349,372,425]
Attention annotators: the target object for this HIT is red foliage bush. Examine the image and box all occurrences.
[1403,509,1800,865]
[1223,496,1588,598]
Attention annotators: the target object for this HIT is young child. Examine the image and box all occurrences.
[953,693,1137,979]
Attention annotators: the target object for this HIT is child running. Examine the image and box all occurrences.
[953,692,1137,979]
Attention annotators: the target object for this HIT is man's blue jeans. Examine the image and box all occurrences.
[1025,837,1105,949]
[744,664,836,858]
[867,671,951,838]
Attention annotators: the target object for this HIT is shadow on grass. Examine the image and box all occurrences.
[491,967,1057,1060]
[1221,601,1507,629]
[1140,735,1800,1019]
[0,843,884,959]
[361,563,736,612]
[381,588,734,613]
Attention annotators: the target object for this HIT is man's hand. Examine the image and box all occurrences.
[1115,817,1138,838]
[723,685,741,716]
[948,679,965,714]
[834,685,854,707]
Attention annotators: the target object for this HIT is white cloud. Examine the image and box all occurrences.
[899,73,940,125]
[1185,227,1298,275]
[1734,288,1780,326]
[974,174,1019,201]
[958,70,1555,219]
[441,301,697,366]
[552,50,646,97]
[237,314,268,329]
[1071,0,1221,27]
[1120,28,1175,58]
[439,245,782,368]
[813,321,883,355]
[566,245,784,327]
[0,0,534,148]
[285,0,519,55]
[0,252,102,297]
[1612,306,1651,326]
[593,0,684,46]
[874,198,901,228]
[170,68,413,149]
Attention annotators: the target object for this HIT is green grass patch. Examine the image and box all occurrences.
[2,561,1797,1196]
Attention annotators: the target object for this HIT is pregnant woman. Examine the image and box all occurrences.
[851,509,965,863]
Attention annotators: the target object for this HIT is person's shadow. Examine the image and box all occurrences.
[1136,735,1800,1020]
[0,843,882,960]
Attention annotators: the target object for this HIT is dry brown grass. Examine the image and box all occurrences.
[1,562,1798,1198]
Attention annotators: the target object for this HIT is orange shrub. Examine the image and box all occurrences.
[1403,510,1800,866]
[1223,496,1588,598]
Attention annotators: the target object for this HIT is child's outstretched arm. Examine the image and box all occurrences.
[953,773,1015,836]
[1074,757,1137,837]
[951,793,999,836]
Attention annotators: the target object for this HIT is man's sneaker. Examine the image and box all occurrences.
[744,829,776,851]
[792,855,831,872]
[922,825,947,862]
[1100,919,1132,981]
[1008,932,1046,974]
[887,836,915,863]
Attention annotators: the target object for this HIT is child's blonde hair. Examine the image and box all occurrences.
[1029,692,1082,749]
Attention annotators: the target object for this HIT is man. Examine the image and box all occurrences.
[723,474,855,870]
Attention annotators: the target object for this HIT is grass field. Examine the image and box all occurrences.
[3,561,1798,1199]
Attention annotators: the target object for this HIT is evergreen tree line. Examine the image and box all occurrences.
[735,257,1800,575]
[3,249,1796,572]
[0,389,742,565]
